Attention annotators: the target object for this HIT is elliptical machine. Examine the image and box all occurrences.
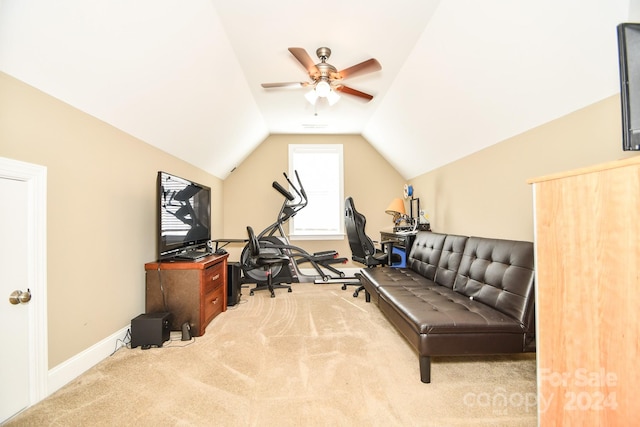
[240,171,348,292]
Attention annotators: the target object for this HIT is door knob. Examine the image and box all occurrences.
[9,289,31,305]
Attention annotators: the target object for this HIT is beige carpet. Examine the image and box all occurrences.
[7,283,537,427]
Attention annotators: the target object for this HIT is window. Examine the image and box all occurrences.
[288,144,344,240]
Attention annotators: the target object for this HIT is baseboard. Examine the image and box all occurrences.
[47,325,130,396]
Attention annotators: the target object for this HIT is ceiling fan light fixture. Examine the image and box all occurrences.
[305,89,319,105]
[315,80,331,97]
[326,90,340,106]
[262,47,381,104]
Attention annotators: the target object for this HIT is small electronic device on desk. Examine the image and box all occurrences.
[393,225,417,233]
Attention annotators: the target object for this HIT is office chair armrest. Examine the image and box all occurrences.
[379,239,397,265]
[379,239,397,252]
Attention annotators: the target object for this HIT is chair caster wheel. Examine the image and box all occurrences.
[288,288,292,292]
[250,290,254,296]
[353,291,359,298]
[270,292,275,298]
[341,284,347,290]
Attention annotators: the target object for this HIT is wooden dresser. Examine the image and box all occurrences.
[145,253,228,336]
[529,156,640,425]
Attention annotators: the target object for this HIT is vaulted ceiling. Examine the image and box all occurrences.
[0,0,635,179]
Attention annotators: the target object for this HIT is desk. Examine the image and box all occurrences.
[210,238,247,251]
[380,230,417,265]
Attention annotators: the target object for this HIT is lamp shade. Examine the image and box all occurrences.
[315,80,331,97]
[305,90,319,105]
[385,198,406,216]
[326,89,340,106]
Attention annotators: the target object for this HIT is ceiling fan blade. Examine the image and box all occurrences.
[335,85,374,102]
[261,82,309,89]
[288,47,320,77]
[335,58,381,80]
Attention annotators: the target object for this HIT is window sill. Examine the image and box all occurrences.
[289,234,345,241]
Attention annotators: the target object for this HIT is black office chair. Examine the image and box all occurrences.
[245,226,292,298]
[344,197,400,297]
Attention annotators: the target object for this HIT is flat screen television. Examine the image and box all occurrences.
[617,23,640,151]
[157,171,211,260]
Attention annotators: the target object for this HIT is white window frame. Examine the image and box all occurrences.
[288,144,344,240]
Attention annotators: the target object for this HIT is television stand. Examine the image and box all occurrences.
[144,253,228,336]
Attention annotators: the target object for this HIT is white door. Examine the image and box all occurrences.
[0,177,30,422]
[0,158,47,423]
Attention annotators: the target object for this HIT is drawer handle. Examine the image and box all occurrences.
[211,297,219,305]
[211,274,220,281]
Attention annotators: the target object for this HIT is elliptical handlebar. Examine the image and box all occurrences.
[272,181,295,201]
[294,170,307,201]
[257,171,309,237]
[278,171,307,210]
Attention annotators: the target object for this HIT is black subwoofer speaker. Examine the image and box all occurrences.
[131,312,171,348]
[227,262,242,306]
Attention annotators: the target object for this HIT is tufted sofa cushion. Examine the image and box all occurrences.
[433,234,468,289]
[378,281,524,336]
[406,232,446,281]
[453,237,535,324]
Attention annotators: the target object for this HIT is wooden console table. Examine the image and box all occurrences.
[145,253,228,336]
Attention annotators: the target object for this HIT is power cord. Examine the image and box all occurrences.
[121,327,195,351]
[156,263,169,312]
[111,328,132,355]
[162,332,196,348]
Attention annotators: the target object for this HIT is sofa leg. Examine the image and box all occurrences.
[365,290,371,303]
[420,356,431,383]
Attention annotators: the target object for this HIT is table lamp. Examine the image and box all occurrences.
[385,198,407,225]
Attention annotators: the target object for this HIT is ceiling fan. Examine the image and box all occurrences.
[261,47,381,104]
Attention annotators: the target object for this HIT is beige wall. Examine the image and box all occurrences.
[0,72,223,367]
[222,134,406,268]
[409,95,639,241]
